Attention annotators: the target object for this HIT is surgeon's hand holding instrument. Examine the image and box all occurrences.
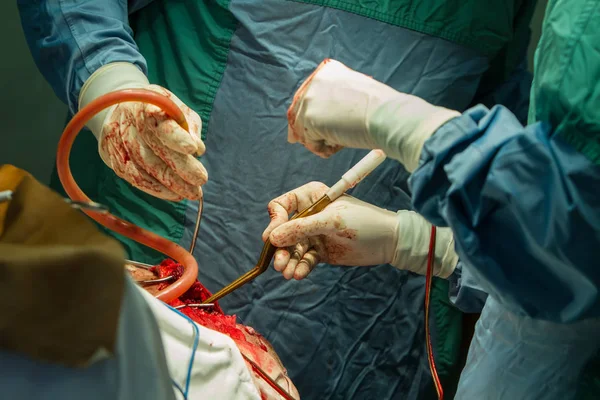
[202,149,387,304]
[288,59,448,399]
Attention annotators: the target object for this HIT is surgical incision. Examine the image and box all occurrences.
[126,260,300,400]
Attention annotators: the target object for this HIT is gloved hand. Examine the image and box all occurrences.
[288,59,461,171]
[262,182,458,280]
[79,62,208,201]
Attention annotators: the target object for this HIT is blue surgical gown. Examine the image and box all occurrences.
[410,105,600,398]
[409,1,600,395]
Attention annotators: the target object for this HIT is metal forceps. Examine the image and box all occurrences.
[202,149,387,304]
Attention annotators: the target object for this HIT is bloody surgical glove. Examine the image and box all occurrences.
[262,182,458,280]
[79,63,207,201]
[287,59,460,171]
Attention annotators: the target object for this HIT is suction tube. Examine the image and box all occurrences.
[56,89,198,303]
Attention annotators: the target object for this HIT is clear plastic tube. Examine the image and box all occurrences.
[56,89,198,303]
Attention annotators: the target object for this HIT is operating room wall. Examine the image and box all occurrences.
[1,2,67,184]
[1,0,547,185]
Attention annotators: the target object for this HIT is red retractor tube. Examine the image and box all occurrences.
[56,89,198,303]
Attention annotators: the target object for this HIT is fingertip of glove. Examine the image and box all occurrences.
[195,140,206,157]
[261,230,270,243]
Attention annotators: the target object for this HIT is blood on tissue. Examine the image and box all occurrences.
[152,260,292,398]
[150,259,268,353]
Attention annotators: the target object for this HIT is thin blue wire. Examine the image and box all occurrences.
[171,379,187,400]
[165,304,200,399]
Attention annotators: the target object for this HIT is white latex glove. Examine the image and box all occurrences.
[288,59,461,171]
[262,182,458,280]
[79,63,208,201]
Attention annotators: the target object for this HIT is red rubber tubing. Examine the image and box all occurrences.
[425,226,443,399]
[56,89,198,303]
